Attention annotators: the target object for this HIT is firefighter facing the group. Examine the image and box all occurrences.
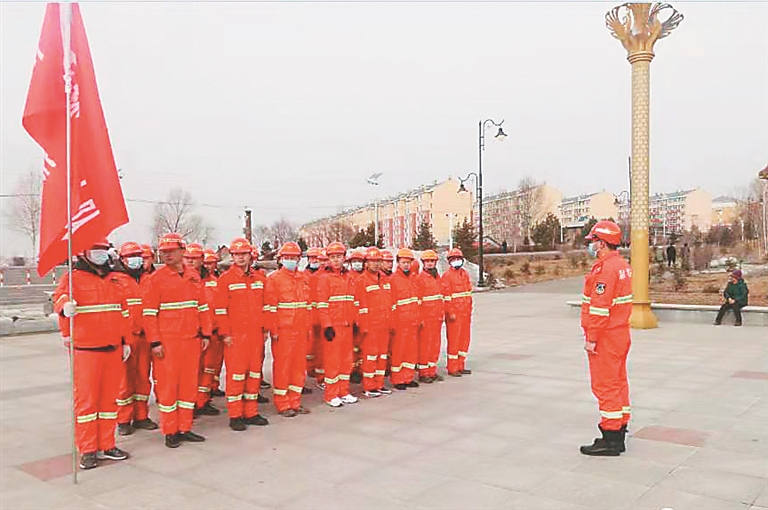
[442,248,473,377]
[142,233,212,448]
[114,242,157,436]
[579,220,633,457]
[389,248,422,390]
[355,247,393,397]
[54,239,131,470]
[215,238,269,431]
[416,250,444,383]
[265,242,311,417]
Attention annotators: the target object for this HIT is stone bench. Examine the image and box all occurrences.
[566,301,768,327]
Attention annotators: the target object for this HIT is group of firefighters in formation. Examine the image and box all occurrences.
[54,234,474,470]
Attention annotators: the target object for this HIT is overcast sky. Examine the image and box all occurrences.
[1,1,766,256]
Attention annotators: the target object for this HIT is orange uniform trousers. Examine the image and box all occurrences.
[362,327,389,391]
[196,334,223,408]
[588,327,631,431]
[391,325,418,385]
[272,327,307,412]
[224,334,265,418]
[310,325,324,383]
[323,324,353,400]
[446,315,471,374]
[74,348,122,454]
[154,337,202,435]
[418,319,442,378]
[117,336,152,424]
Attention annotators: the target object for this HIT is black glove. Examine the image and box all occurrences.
[324,327,336,342]
[353,323,360,336]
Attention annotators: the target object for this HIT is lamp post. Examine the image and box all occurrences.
[606,2,683,329]
[367,173,383,247]
[445,213,457,250]
[759,166,768,259]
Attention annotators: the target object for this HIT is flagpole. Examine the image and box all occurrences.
[60,1,78,486]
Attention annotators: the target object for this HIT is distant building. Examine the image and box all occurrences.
[299,178,473,248]
[711,196,739,227]
[481,184,562,249]
[648,188,712,243]
[559,192,619,243]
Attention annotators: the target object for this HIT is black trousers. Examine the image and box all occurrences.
[716,302,743,324]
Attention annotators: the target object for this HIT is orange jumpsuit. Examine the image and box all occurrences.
[441,267,473,375]
[355,270,391,391]
[349,270,365,377]
[142,265,212,436]
[264,268,311,412]
[54,266,128,454]
[317,267,355,400]
[389,267,421,385]
[196,270,222,409]
[215,265,266,419]
[580,250,633,431]
[113,270,147,425]
[416,269,444,379]
[305,267,323,383]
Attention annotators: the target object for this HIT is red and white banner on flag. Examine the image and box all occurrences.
[23,3,128,277]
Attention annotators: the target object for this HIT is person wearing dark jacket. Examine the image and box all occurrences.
[715,270,749,326]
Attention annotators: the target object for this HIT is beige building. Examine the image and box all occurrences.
[617,188,713,243]
[300,178,473,248]
[559,192,619,240]
[481,184,562,247]
[711,196,739,227]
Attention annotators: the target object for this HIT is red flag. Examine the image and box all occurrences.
[23,3,128,277]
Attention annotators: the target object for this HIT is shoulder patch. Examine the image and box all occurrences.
[595,283,606,295]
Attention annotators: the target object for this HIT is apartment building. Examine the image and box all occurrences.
[481,184,562,246]
[711,196,739,227]
[559,192,619,242]
[616,188,713,243]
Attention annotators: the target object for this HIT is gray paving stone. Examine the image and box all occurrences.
[630,486,751,510]
[655,465,766,505]
[406,477,518,510]
[529,470,650,509]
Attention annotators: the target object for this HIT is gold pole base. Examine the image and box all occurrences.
[630,302,658,329]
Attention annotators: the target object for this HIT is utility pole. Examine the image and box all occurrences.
[244,208,253,245]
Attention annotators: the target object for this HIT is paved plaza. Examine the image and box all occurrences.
[1,280,766,510]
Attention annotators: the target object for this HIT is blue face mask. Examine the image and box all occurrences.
[587,241,601,258]
[282,259,298,271]
[125,257,143,270]
[86,249,110,266]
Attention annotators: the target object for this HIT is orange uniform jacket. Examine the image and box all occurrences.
[355,270,391,333]
[202,272,219,332]
[317,267,356,329]
[54,268,128,349]
[214,265,265,337]
[141,265,213,345]
[389,268,422,326]
[112,271,143,342]
[416,270,444,321]
[441,268,473,318]
[580,251,633,343]
[264,268,310,337]
[305,268,322,328]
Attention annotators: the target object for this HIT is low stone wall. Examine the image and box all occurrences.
[566,301,768,327]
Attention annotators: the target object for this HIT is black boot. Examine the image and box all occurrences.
[133,418,159,431]
[406,380,420,388]
[580,428,622,456]
[257,393,270,404]
[178,431,206,443]
[350,372,363,384]
[302,387,313,395]
[229,418,247,432]
[245,414,269,426]
[165,434,180,449]
[196,401,221,416]
[211,387,225,397]
[619,425,627,453]
[117,423,134,436]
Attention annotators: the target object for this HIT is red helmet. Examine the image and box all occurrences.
[278,242,301,258]
[318,249,329,261]
[251,246,260,258]
[586,220,622,246]
[203,249,219,264]
[397,248,414,260]
[229,237,252,255]
[447,248,464,260]
[421,249,438,261]
[141,244,154,259]
[158,233,186,251]
[306,247,322,259]
[326,242,346,256]
[365,247,382,261]
[348,249,365,261]
[184,242,204,259]
[119,242,143,258]
[91,238,110,250]
[381,250,394,262]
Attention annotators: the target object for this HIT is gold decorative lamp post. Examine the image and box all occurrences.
[606,2,683,329]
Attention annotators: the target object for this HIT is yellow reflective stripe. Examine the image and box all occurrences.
[158,403,177,413]
[316,302,329,309]
[268,306,277,313]
[273,388,288,396]
[600,410,624,420]
[76,412,98,424]
[159,300,198,310]
[116,396,134,406]
[204,368,216,374]
[366,285,381,292]
[589,306,610,317]
[215,309,227,315]
[447,354,459,360]
[133,394,150,401]
[328,295,354,303]
[121,310,130,318]
[231,374,245,381]
[612,294,633,305]
[443,296,452,302]
[338,374,350,381]
[363,373,375,378]
[249,372,261,379]
[402,362,416,369]
[177,400,196,410]
[390,365,402,372]
[379,354,388,360]
[451,291,472,299]
[277,302,308,309]
[375,370,386,376]
[324,376,340,384]
[227,394,243,402]
[288,385,303,393]
[382,284,391,290]
[458,351,468,357]
[243,393,260,400]
[229,283,247,291]
[262,305,271,312]
[422,294,443,302]
[205,281,218,287]
[126,298,142,306]
[198,304,210,312]
[75,304,122,314]
[250,282,264,289]
[143,308,159,316]
[581,295,591,304]
[622,406,632,414]
[98,412,118,420]
[366,355,378,361]
[198,386,210,393]
[359,308,369,314]
[417,364,430,369]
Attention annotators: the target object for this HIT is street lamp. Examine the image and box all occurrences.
[367,172,382,246]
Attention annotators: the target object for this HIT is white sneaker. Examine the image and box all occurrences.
[364,390,381,398]
[341,394,358,404]
[317,382,326,390]
[325,397,343,408]
[378,387,392,395]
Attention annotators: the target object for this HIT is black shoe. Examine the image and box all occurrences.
[295,406,311,415]
[714,320,722,326]
[98,447,129,461]
[580,429,622,456]
[165,434,180,449]
[257,393,270,404]
[350,372,363,384]
[406,380,420,388]
[229,418,247,431]
[433,374,445,382]
[419,376,434,384]
[178,431,206,443]
[79,452,98,469]
[619,425,627,453]
[245,414,269,426]
[211,388,225,397]
[132,418,159,431]
[260,380,272,389]
[734,321,742,327]
[117,423,134,436]
[460,369,472,375]
[394,383,407,391]
[198,402,221,416]
[302,387,313,395]
[448,372,462,378]
[279,409,297,418]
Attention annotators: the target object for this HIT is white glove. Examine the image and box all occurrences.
[122,344,131,362]
[61,335,71,349]
[62,301,77,318]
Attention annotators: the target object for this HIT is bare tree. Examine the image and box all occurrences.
[2,170,42,256]
[736,178,764,242]
[270,218,298,247]
[152,188,215,244]
[325,221,355,245]
[516,176,544,244]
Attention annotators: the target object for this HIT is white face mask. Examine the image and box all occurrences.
[125,257,143,270]
[282,259,299,271]
[86,249,110,266]
[351,261,364,272]
[450,259,464,269]
[308,262,320,270]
